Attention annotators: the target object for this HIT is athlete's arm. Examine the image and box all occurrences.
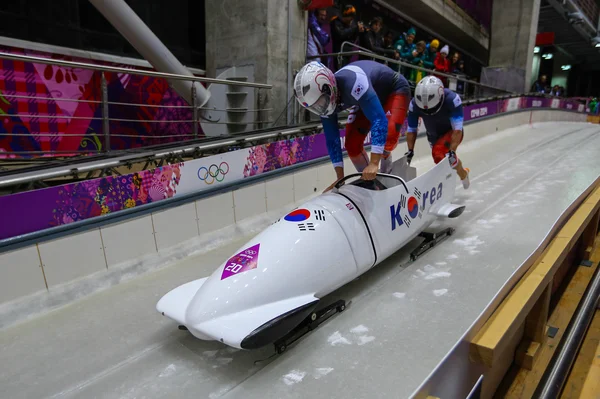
[448,93,464,151]
[357,87,388,168]
[320,113,344,180]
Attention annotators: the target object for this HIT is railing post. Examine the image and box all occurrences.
[101,72,110,153]
[191,83,198,139]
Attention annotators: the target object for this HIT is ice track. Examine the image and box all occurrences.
[1,122,600,399]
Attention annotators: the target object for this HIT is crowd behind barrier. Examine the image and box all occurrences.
[304,2,594,104]
[306,3,473,91]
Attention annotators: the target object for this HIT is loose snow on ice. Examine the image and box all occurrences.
[424,272,451,280]
[357,336,376,345]
[314,367,334,379]
[159,364,176,378]
[435,262,447,266]
[393,292,406,299]
[328,331,351,346]
[350,325,369,334]
[454,236,484,255]
[216,357,233,366]
[203,350,218,358]
[282,370,307,385]
[447,254,459,260]
[433,289,448,297]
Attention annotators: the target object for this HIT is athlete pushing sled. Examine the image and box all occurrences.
[294,60,411,191]
[406,76,471,189]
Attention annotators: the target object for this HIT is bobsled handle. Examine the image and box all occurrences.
[334,173,409,193]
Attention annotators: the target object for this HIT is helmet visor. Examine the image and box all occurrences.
[308,93,332,116]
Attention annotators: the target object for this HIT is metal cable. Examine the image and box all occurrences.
[1,93,102,104]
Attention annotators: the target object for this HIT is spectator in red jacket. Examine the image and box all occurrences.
[434,45,451,85]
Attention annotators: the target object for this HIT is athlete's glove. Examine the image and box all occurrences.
[447,150,458,169]
[405,149,414,165]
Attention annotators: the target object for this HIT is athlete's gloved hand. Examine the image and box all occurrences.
[405,149,414,165]
[447,150,458,168]
[362,162,379,181]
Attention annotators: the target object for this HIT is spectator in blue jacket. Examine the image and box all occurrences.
[531,75,548,93]
[307,8,330,63]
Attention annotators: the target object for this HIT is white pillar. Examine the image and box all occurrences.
[88,0,210,107]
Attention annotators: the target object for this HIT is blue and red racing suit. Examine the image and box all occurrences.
[406,88,464,163]
[320,60,411,171]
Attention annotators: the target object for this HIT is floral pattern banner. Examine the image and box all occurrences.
[0,96,587,241]
[0,44,205,159]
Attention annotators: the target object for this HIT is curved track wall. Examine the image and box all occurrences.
[0,108,588,329]
[0,96,586,242]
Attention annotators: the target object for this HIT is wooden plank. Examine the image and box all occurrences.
[497,238,600,398]
[561,310,600,399]
[482,321,526,398]
[582,211,600,261]
[526,283,552,345]
[515,284,552,370]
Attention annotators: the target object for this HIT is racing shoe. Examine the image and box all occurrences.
[462,168,470,189]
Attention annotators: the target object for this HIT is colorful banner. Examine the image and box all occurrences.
[0,45,206,158]
[0,96,587,241]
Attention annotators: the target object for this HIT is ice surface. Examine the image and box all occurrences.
[1,122,599,399]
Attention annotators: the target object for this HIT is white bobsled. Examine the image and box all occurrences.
[156,155,465,351]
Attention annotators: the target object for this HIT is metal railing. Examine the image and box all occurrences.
[332,41,511,98]
[0,52,273,157]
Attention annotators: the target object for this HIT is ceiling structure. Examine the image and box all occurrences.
[537,0,600,70]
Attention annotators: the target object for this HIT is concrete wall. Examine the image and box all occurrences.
[379,0,490,65]
[205,0,306,125]
[0,110,589,329]
[483,0,541,92]
[416,0,489,49]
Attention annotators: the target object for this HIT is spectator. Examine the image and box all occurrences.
[531,75,548,93]
[394,27,417,60]
[359,17,399,62]
[453,59,466,74]
[551,85,564,97]
[330,4,362,70]
[392,27,416,75]
[434,45,451,85]
[422,39,439,70]
[435,45,450,72]
[409,40,427,82]
[450,51,461,72]
[454,60,467,95]
[306,8,330,63]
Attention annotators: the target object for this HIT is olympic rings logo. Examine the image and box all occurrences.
[244,250,257,255]
[197,162,229,184]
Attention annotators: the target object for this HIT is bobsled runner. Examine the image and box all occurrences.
[157,154,466,353]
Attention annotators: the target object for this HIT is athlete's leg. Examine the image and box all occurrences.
[380,92,410,173]
[345,107,371,172]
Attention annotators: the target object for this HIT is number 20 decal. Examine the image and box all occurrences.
[225,263,243,273]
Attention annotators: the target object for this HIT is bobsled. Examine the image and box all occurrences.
[156,155,465,353]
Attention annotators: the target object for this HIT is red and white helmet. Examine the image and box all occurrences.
[294,61,338,116]
[415,76,445,114]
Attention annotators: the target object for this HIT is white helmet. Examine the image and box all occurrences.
[294,61,338,116]
[414,76,445,114]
